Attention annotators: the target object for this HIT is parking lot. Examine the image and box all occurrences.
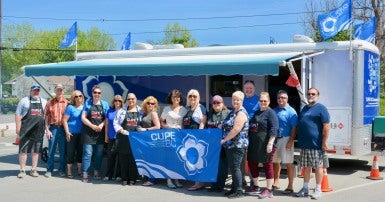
[1,114,385,201]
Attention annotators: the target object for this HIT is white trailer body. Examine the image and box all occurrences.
[24,40,380,157]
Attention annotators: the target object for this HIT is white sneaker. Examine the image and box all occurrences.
[30,170,39,177]
[44,172,52,178]
[311,190,322,200]
[17,170,26,178]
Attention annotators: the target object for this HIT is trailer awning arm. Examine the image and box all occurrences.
[24,52,302,77]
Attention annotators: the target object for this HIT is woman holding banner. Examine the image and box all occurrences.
[183,89,207,191]
[207,95,231,192]
[221,91,249,198]
[139,96,161,186]
[160,89,187,189]
[114,93,141,186]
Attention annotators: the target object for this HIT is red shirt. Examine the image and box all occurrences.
[44,97,69,126]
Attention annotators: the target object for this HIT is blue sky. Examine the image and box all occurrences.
[4,0,309,49]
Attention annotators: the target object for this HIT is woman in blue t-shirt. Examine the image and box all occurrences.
[63,90,84,178]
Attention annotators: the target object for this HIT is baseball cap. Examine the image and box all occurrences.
[31,84,40,90]
[212,95,223,103]
[55,84,64,90]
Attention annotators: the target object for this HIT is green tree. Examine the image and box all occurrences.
[1,23,116,94]
[159,22,199,47]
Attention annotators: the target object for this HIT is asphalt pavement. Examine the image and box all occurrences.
[1,113,385,202]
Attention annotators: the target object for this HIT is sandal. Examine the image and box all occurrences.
[67,173,74,179]
[175,181,183,188]
[282,188,294,194]
[187,185,205,191]
[167,182,176,189]
[142,181,154,186]
[82,177,88,183]
[272,185,280,190]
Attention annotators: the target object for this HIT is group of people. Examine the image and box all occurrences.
[15,81,330,200]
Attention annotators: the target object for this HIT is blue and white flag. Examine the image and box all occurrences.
[317,0,352,40]
[59,22,77,48]
[354,16,376,44]
[129,128,222,182]
[121,32,131,50]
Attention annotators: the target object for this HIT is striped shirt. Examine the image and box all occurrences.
[44,97,69,126]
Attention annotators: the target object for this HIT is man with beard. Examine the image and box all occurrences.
[295,88,330,200]
[15,84,47,178]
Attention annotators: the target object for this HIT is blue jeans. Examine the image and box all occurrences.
[47,126,66,173]
[82,144,104,174]
[226,147,246,192]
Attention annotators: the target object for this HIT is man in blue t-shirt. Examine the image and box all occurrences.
[242,80,260,119]
[295,88,330,200]
[273,90,298,194]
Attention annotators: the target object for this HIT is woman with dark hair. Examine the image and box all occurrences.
[160,89,187,189]
[63,90,84,178]
[103,95,124,181]
[81,85,109,183]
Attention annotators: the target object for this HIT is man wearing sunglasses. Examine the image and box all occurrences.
[15,84,47,178]
[295,88,330,200]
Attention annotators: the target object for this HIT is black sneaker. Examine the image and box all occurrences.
[227,191,244,199]
[224,190,235,196]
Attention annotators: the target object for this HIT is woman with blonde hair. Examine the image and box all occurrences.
[114,93,141,186]
[103,95,124,181]
[139,96,161,186]
[183,89,207,191]
[63,90,84,178]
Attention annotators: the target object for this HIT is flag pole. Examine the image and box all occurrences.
[75,39,78,61]
[349,0,353,61]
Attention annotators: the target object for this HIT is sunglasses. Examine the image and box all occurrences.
[114,100,122,102]
[74,95,83,98]
[147,102,155,105]
[93,91,101,94]
[212,101,221,105]
[259,100,268,103]
[32,89,40,92]
[307,93,317,96]
[188,95,197,98]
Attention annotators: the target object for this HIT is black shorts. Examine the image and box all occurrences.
[19,138,42,154]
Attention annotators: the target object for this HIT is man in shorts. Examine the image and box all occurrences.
[15,84,47,178]
[273,90,298,194]
[295,88,330,199]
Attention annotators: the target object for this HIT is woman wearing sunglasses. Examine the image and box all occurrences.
[81,85,109,183]
[247,92,279,199]
[183,89,207,191]
[103,95,124,181]
[62,90,84,179]
[138,96,161,186]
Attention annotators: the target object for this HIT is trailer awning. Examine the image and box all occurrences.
[24,52,301,77]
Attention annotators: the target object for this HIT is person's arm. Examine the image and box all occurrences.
[199,105,207,129]
[81,110,98,132]
[221,111,247,144]
[62,113,71,142]
[113,109,125,133]
[322,123,330,151]
[104,117,109,143]
[15,114,21,135]
[149,111,161,130]
[44,101,52,140]
[286,126,297,150]
[266,110,278,153]
[160,108,169,128]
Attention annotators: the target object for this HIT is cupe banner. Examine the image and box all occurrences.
[129,128,222,182]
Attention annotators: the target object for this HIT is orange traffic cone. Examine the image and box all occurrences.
[367,155,383,180]
[297,167,305,178]
[13,137,19,145]
[321,166,333,192]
